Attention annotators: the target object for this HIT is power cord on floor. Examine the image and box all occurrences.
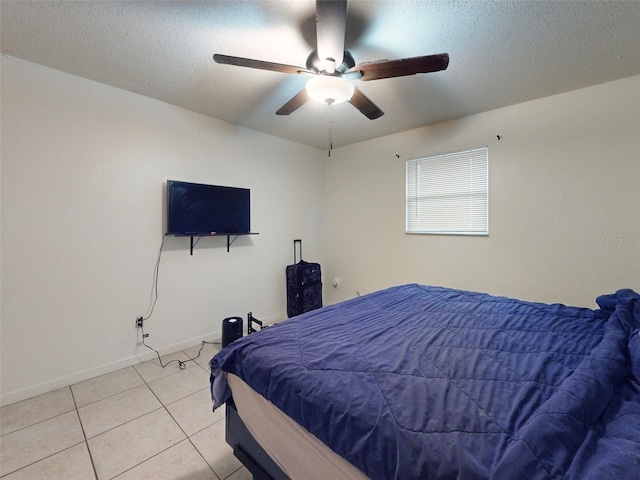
[140,323,221,370]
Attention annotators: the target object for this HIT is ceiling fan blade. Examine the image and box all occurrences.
[315,0,347,71]
[214,54,311,75]
[351,53,449,81]
[276,88,309,115]
[348,87,384,120]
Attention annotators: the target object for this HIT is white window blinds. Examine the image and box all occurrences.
[406,147,488,235]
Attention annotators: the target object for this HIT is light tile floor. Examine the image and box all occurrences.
[0,342,251,480]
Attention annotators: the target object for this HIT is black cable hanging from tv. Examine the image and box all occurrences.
[142,233,166,322]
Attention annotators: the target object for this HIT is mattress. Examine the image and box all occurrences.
[211,284,640,479]
[227,372,367,479]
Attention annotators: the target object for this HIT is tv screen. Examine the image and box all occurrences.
[166,180,251,235]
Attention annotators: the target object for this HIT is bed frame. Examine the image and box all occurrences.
[226,399,290,480]
[225,313,288,480]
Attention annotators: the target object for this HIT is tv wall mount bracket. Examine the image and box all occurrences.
[181,233,259,254]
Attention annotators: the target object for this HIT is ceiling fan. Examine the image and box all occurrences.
[213,0,449,120]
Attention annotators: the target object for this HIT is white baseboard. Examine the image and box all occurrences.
[1,353,148,407]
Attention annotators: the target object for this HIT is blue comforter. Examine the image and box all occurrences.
[210,284,640,479]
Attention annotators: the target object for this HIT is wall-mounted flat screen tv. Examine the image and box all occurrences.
[166,180,251,236]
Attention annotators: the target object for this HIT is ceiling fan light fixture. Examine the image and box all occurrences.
[306,75,354,105]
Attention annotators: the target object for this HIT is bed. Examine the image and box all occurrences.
[210,284,640,479]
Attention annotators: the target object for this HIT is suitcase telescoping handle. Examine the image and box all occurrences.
[294,239,302,264]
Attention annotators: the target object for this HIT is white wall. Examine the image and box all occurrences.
[323,75,640,308]
[1,56,326,404]
[3,56,639,406]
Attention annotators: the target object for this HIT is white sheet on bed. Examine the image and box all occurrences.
[227,373,369,480]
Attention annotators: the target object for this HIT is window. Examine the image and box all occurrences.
[406,147,488,235]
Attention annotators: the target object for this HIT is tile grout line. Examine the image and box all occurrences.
[148,348,224,479]
[0,388,97,479]
[108,348,222,479]
[90,363,175,479]
[0,442,90,479]
[70,384,100,480]
[173,346,229,480]
[0,404,75,438]
[1,345,224,480]
[73,356,188,479]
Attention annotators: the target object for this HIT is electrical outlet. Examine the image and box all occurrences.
[136,317,144,328]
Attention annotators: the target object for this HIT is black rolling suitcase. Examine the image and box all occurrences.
[286,239,322,318]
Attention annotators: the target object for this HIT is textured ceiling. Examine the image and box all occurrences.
[2,0,640,150]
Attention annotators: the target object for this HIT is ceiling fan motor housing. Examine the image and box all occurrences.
[306,49,355,74]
